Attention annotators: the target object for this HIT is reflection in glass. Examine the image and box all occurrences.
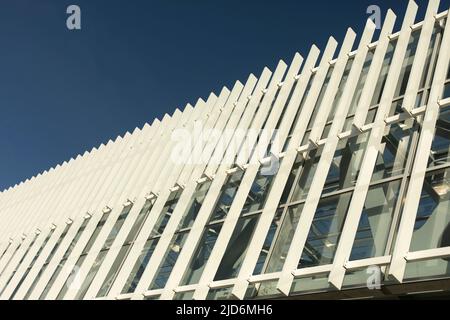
[370,41,396,106]
[371,121,416,182]
[322,59,354,131]
[214,216,259,281]
[347,49,374,116]
[180,224,222,285]
[151,190,183,237]
[443,82,450,98]
[210,171,244,222]
[392,31,420,99]
[252,210,284,276]
[428,108,450,168]
[206,287,233,300]
[241,170,275,214]
[149,232,188,290]
[410,168,450,252]
[264,205,304,273]
[350,180,401,260]
[121,238,159,294]
[290,147,323,202]
[179,181,212,229]
[299,193,352,268]
[322,132,369,194]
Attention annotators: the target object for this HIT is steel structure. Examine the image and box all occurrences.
[0,1,450,300]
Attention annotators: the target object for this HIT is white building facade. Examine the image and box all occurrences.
[0,0,450,300]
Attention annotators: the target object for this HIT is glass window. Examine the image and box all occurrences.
[149,231,188,290]
[74,249,107,300]
[410,168,450,252]
[347,49,375,116]
[306,68,334,130]
[214,215,259,281]
[179,181,212,230]
[370,41,396,106]
[299,192,353,268]
[97,244,130,297]
[241,169,275,214]
[443,82,450,99]
[321,59,354,137]
[322,132,369,194]
[349,180,402,260]
[286,73,317,141]
[120,191,182,294]
[371,120,417,182]
[121,238,159,294]
[151,190,182,237]
[206,287,232,300]
[147,182,212,291]
[428,108,450,168]
[393,30,420,99]
[252,209,284,275]
[280,156,302,205]
[419,23,441,89]
[264,204,304,273]
[180,224,222,286]
[290,147,323,202]
[173,291,194,300]
[210,171,244,222]
[103,206,132,249]
[290,273,332,295]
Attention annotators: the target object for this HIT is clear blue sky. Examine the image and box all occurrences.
[0,0,448,191]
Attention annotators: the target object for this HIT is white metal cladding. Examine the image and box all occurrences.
[0,1,450,300]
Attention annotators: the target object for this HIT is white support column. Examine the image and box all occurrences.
[328,2,422,289]
[276,20,376,296]
[231,36,339,300]
[389,5,450,283]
